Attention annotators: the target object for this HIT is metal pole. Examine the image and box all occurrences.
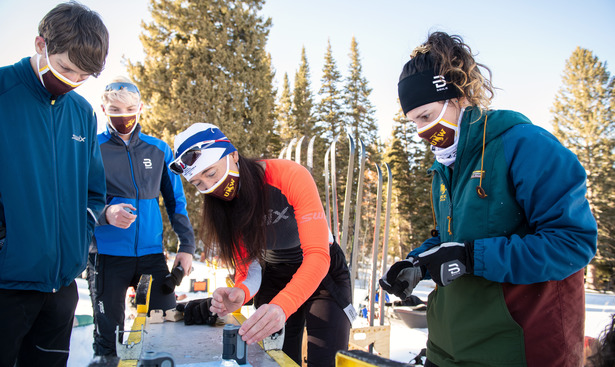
[295,136,305,165]
[379,163,393,326]
[369,163,383,327]
[349,138,366,299]
[339,132,355,258]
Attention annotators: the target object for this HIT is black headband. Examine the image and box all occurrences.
[398,70,460,114]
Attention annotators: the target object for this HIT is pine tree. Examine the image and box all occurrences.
[551,46,615,289]
[127,0,275,249]
[291,46,317,140]
[316,39,344,142]
[343,36,379,152]
[276,73,294,142]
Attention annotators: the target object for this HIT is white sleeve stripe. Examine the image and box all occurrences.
[87,208,98,224]
[242,260,262,296]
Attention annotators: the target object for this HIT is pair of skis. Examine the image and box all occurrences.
[280,133,393,327]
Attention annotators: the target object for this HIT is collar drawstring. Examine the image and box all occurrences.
[429,188,438,237]
[476,114,488,199]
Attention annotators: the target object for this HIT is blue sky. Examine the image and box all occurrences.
[2,0,614,140]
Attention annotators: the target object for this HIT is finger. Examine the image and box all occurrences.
[239,306,266,337]
[228,288,241,302]
[379,279,391,292]
[210,299,228,316]
[248,315,283,344]
[242,306,283,344]
[212,288,228,302]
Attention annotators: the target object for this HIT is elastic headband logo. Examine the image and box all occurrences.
[432,75,447,90]
[398,69,460,114]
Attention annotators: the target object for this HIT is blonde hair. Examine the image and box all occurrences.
[101,76,140,107]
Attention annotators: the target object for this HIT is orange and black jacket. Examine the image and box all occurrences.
[235,159,330,319]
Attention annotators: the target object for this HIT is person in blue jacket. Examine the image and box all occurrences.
[87,76,196,360]
[0,3,109,366]
[380,32,597,367]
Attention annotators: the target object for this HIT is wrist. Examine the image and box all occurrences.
[464,240,475,273]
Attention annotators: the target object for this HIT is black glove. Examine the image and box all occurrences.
[379,258,424,300]
[412,241,474,287]
[176,297,218,325]
[161,265,184,295]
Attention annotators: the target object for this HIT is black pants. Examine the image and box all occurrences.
[87,253,175,356]
[0,281,78,367]
[254,242,352,367]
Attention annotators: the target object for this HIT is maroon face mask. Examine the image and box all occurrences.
[416,100,458,148]
[107,113,139,135]
[36,48,86,96]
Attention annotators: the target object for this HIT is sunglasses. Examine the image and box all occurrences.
[104,82,141,96]
[169,139,230,175]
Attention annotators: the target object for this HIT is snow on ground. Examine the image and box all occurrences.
[68,259,615,366]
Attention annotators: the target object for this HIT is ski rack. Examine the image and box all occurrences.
[281,134,397,361]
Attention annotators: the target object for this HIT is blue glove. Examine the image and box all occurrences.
[379,258,424,300]
[412,241,474,286]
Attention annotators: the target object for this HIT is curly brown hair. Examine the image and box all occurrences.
[400,31,495,110]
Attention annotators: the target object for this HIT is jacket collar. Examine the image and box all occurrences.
[16,56,71,106]
[104,123,142,145]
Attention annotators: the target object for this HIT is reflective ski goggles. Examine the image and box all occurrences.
[104,82,141,96]
[168,139,231,175]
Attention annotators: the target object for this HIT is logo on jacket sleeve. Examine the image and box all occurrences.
[72,134,86,142]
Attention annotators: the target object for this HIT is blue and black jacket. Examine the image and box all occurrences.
[0,57,106,292]
[94,125,195,257]
[410,107,596,366]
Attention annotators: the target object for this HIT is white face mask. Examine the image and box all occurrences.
[36,45,87,95]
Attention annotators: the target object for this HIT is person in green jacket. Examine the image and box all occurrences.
[380,31,597,367]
